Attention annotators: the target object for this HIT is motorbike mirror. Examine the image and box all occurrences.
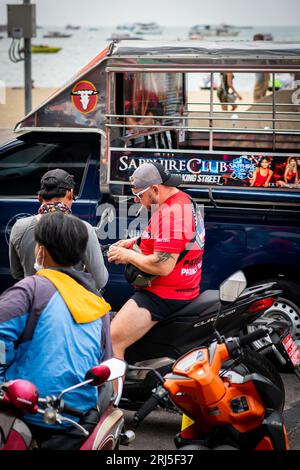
[101,358,126,381]
[85,359,126,386]
[219,270,247,303]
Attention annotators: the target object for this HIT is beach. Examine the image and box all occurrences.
[0,86,298,146]
[0,87,56,144]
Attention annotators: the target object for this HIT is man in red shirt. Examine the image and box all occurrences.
[108,162,205,359]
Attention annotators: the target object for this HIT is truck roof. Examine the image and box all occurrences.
[110,40,300,61]
[15,40,300,133]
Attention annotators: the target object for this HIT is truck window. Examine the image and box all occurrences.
[0,141,92,197]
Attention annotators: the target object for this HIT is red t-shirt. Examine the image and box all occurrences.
[138,191,205,300]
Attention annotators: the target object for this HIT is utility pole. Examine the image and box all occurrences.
[7,1,36,115]
[23,0,32,115]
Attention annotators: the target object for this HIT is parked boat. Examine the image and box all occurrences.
[108,33,142,41]
[31,45,62,53]
[263,33,274,41]
[66,24,80,30]
[189,24,240,39]
[116,23,136,32]
[43,31,72,38]
[133,22,163,35]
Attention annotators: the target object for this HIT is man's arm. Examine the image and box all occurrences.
[82,223,109,290]
[108,246,179,277]
[0,279,33,381]
[9,224,24,280]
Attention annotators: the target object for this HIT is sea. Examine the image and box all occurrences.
[0,25,300,89]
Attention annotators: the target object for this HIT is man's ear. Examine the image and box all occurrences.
[67,189,74,202]
[152,185,159,194]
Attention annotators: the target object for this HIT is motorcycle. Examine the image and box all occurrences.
[132,275,289,450]
[0,358,135,450]
[122,271,299,411]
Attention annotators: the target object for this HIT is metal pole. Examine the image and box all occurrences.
[23,0,32,114]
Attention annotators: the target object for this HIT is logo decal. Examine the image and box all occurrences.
[71,80,99,114]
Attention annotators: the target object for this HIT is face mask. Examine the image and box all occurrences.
[34,247,44,272]
[34,259,44,272]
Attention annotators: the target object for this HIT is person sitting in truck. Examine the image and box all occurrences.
[0,212,111,444]
[9,168,108,292]
[107,162,205,360]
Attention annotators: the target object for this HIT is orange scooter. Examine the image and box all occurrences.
[133,272,290,450]
[163,328,289,450]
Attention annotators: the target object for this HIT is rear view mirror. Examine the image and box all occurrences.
[85,358,127,386]
[219,271,247,303]
[102,358,126,381]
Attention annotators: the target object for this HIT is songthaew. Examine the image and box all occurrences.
[0,40,300,340]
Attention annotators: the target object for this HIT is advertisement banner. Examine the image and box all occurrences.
[110,150,300,190]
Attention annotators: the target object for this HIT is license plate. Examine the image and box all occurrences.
[282,335,300,367]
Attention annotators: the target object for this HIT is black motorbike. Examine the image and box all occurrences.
[120,271,300,411]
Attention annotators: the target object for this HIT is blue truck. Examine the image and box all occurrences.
[1,41,300,342]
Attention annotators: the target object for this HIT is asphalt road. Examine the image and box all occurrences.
[120,373,300,450]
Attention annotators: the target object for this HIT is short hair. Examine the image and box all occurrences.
[34,212,88,267]
[38,186,68,201]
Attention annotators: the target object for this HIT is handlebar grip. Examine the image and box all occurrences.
[133,395,160,428]
[59,401,85,418]
[239,328,268,348]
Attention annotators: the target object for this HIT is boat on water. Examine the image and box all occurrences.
[43,31,72,38]
[66,24,80,30]
[263,33,274,41]
[108,32,142,41]
[116,23,136,32]
[189,24,240,39]
[133,22,163,35]
[31,45,62,53]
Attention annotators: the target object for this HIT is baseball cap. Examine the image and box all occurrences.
[130,162,182,189]
[40,169,75,191]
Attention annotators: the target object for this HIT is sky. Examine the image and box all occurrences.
[0,0,300,27]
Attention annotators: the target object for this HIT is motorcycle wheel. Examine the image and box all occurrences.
[225,348,285,412]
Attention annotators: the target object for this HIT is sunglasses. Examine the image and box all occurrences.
[131,186,151,200]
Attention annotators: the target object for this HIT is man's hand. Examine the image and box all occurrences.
[107,245,132,265]
[110,238,136,249]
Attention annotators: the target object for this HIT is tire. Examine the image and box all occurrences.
[225,348,285,411]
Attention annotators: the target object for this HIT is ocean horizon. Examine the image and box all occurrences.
[0,25,300,88]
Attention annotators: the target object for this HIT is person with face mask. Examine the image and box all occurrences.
[107,162,205,360]
[9,169,108,291]
[0,212,111,444]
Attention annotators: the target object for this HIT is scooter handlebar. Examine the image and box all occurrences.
[133,395,160,428]
[133,386,168,428]
[58,399,85,418]
[238,328,269,348]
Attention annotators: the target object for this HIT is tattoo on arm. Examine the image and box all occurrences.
[154,252,176,264]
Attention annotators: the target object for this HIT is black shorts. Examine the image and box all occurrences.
[131,289,191,321]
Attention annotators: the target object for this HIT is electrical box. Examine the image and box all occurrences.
[7,4,36,38]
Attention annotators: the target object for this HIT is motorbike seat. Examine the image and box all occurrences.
[163,290,220,322]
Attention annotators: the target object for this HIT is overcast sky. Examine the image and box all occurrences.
[1,0,300,27]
